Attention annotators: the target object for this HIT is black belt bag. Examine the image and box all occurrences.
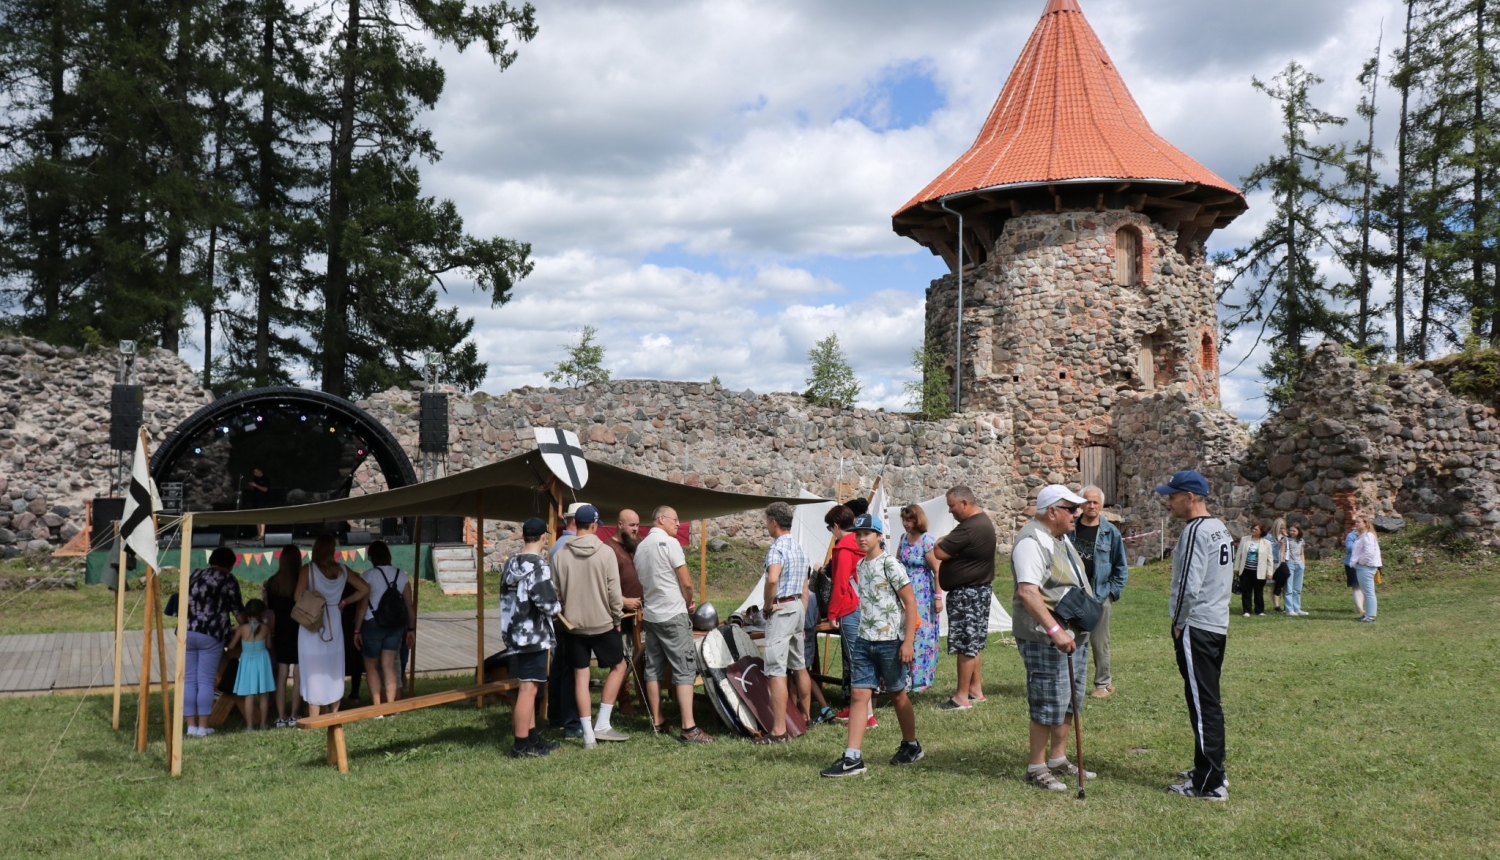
[1052,586,1104,632]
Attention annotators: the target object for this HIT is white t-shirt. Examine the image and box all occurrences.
[634,527,688,623]
[361,565,409,622]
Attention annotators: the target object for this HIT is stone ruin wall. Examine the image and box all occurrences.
[0,337,214,556]
[1241,343,1500,551]
[7,333,1500,562]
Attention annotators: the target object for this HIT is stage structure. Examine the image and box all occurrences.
[149,387,417,537]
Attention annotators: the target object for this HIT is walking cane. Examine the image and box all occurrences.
[1065,646,1086,800]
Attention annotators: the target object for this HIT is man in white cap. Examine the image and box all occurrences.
[1011,484,1096,792]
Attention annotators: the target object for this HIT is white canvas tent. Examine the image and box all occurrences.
[734,492,1011,634]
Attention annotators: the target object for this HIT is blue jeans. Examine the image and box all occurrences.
[1285,563,1305,613]
[1355,565,1378,618]
[838,611,860,701]
[184,631,223,717]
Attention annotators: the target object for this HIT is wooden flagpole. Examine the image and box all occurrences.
[154,564,173,762]
[170,514,192,776]
[111,521,127,730]
[474,493,486,706]
[407,515,423,697]
[135,566,155,752]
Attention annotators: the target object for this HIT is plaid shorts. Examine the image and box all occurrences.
[945,584,993,656]
[1017,637,1090,726]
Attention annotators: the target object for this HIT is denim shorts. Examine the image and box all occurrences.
[849,636,907,692]
[509,649,549,683]
[359,623,404,658]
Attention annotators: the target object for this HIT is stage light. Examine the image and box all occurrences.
[328,426,337,433]
[356,448,366,456]
[192,446,202,454]
[255,415,263,422]
[299,415,307,422]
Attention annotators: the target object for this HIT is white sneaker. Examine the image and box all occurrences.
[1176,770,1229,788]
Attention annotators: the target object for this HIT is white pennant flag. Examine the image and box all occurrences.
[119,433,161,572]
[869,485,889,534]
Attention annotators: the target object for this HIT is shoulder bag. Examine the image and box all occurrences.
[291,573,328,634]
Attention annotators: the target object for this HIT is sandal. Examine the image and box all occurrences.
[652,721,669,735]
[678,725,716,744]
[751,733,789,745]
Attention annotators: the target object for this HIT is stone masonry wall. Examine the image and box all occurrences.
[0,336,214,557]
[1240,343,1500,550]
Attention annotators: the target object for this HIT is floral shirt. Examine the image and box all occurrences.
[855,552,911,642]
[187,567,244,645]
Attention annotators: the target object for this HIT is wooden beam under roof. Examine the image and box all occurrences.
[1161,183,1199,198]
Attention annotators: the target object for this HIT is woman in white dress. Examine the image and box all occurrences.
[296,534,370,716]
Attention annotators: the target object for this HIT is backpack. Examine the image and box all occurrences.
[372,566,408,630]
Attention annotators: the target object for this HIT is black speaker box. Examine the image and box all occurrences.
[91,497,126,548]
[346,531,373,546]
[192,532,223,548]
[109,385,144,451]
[419,392,449,453]
[429,515,465,543]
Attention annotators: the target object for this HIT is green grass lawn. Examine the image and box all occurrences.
[2,540,1498,858]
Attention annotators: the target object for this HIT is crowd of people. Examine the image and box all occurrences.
[172,471,1384,800]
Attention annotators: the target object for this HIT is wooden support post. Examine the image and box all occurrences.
[154,566,173,763]
[112,521,126,730]
[474,493,485,707]
[407,516,423,697]
[699,520,708,602]
[170,514,192,777]
[135,567,155,752]
[333,726,348,772]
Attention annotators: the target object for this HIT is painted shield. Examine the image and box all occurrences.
[698,627,760,736]
[532,427,589,490]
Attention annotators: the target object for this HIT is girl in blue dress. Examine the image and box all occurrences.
[230,599,277,731]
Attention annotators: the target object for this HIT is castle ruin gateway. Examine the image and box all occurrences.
[892,0,1252,524]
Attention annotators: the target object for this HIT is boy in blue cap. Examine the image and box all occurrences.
[821,513,923,777]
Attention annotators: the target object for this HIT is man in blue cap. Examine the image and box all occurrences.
[1155,470,1233,801]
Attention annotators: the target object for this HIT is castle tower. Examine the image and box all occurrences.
[894,0,1247,507]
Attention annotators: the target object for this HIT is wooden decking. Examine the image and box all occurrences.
[0,610,504,695]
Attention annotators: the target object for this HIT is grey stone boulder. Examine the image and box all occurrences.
[1372,516,1406,534]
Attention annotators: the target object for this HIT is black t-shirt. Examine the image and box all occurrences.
[936,511,997,589]
[1072,523,1099,583]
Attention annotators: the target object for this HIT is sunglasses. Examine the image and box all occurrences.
[1058,505,1081,514]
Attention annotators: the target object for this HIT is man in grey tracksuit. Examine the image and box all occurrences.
[1156,470,1233,801]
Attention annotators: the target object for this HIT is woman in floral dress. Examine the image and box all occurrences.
[897,505,942,692]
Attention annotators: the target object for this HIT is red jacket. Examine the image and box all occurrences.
[825,532,865,622]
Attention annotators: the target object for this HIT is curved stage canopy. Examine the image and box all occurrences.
[150,386,416,518]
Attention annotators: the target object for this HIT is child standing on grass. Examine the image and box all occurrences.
[821,513,923,778]
[500,518,563,758]
[230,599,276,731]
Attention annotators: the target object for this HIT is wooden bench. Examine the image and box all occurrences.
[298,678,519,772]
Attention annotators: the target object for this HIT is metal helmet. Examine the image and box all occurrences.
[690,602,720,631]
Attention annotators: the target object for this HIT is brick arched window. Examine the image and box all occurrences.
[1200,331,1217,373]
[1115,227,1142,287]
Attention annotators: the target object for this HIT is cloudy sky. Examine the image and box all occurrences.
[405,0,1405,422]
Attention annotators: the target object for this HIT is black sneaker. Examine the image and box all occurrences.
[820,755,868,778]
[890,740,925,766]
[509,739,550,758]
[527,732,560,754]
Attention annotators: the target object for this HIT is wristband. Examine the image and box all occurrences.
[1045,623,1062,636]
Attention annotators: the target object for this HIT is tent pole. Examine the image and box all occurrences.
[407,515,423,697]
[170,514,192,776]
[135,567,155,752]
[112,521,126,730]
[475,493,485,706]
[154,565,173,762]
[699,520,708,602]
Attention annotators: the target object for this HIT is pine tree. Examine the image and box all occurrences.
[1217,62,1353,407]
[804,333,860,407]
[1344,44,1387,355]
[314,0,537,398]
[545,325,610,388]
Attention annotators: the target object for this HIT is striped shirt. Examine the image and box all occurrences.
[765,534,810,600]
[1168,516,1233,635]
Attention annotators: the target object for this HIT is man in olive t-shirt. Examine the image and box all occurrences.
[933,485,997,710]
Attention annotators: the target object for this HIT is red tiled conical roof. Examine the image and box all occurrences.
[895,0,1242,218]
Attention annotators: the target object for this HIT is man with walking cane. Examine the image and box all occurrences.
[1010,485,1097,792]
[1156,470,1233,801]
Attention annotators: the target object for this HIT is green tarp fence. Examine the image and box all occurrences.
[84,544,435,585]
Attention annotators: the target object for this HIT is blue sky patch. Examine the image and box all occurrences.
[841,60,945,131]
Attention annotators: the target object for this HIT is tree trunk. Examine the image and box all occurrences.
[1477,0,1493,344]
[39,4,68,326]
[254,6,276,385]
[1357,46,1380,349]
[1394,0,1415,360]
[321,0,360,397]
